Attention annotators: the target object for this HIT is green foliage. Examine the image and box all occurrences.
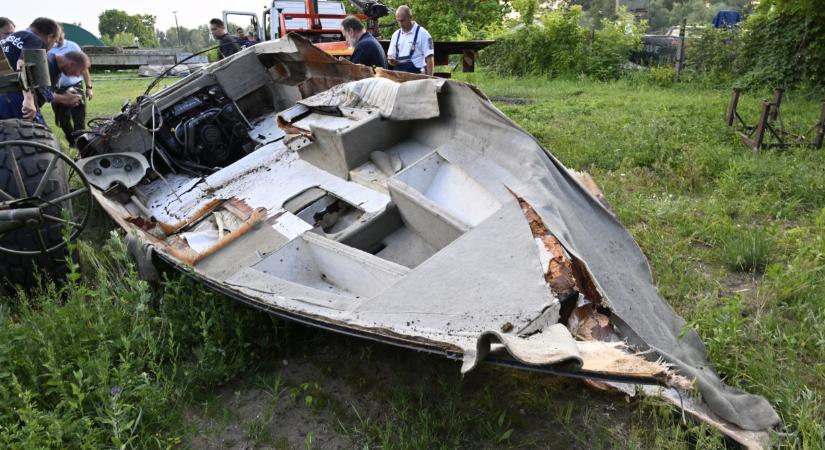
[0,233,283,447]
[158,25,213,53]
[481,6,641,80]
[673,0,825,89]
[101,31,139,48]
[480,7,585,77]
[383,0,509,40]
[737,8,825,88]
[631,65,676,86]
[683,27,742,85]
[98,9,158,48]
[584,9,644,80]
[643,0,755,31]
[512,0,540,26]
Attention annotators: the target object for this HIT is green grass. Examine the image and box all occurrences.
[3,71,824,448]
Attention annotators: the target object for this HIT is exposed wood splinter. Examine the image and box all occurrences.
[511,191,578,298]
[578,342,693,390]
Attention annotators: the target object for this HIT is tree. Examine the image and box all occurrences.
[98,9,158,47]
[158,25,212,53]
[513,0,540,25]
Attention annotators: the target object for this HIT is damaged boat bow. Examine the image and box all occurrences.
[78,34,780,448]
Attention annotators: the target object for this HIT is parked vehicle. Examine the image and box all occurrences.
[633,25,706,65]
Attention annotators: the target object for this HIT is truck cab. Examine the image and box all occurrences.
[224,1,350,44]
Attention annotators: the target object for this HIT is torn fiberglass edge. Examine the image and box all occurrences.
[78,33,779,449]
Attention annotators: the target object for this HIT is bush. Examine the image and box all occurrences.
[480,6,642,80]
[737,9,825,88]
[480,7,585,77]
[584,11,643,80]
[683,27,742,85]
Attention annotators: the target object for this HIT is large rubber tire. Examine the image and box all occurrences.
[0,119,70,289]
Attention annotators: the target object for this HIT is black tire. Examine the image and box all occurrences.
[0,119,69,289]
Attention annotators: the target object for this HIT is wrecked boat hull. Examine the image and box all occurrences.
[81,34,778,449]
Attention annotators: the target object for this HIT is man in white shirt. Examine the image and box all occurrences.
[387,5,434,75]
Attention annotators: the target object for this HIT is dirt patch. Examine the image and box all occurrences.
[183,327,651,449]
[185,359,354,449]
[719,271,767,315]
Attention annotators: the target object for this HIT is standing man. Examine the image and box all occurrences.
[0,17,61,123]
[235,27,250,48]
[49,33,93,147]
[341,16,387,69]
[387,5,434,75]
[208,18,240,60]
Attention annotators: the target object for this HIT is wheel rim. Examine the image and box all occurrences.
[0,140,93,256]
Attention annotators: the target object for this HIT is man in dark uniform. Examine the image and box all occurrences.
[0,17,61,123]
[208,18,240,60]
[341,16,387,69]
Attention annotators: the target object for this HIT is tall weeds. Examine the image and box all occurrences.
[0,232,282,447]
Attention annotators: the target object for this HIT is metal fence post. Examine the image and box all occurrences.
[814,100,825,150]
[752,101,771,153]
[770,88,784,121]
[726,88,742,126]
[674,18,686,82]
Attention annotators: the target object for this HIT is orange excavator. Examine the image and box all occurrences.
[223,0,493,72]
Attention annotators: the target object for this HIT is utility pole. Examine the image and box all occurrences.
[173,11,182,47]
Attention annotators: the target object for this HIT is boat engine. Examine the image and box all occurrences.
[159,86,252,168]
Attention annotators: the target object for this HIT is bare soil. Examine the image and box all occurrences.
[184,327,648,449]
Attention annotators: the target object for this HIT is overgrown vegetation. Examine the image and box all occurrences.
[480,6,643,80]
[682,2,825,89]
[0,233,282,447]
[478,0,825,89]
[735,3,825,88]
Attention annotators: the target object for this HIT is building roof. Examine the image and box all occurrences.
[61,23,104,47]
